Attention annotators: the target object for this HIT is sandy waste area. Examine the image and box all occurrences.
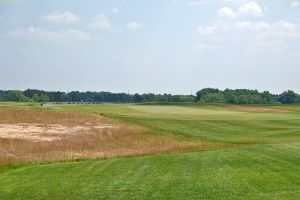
[0,123,115,141]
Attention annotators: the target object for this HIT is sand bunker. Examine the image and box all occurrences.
[0,123,115,141]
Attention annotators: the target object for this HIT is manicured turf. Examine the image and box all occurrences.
[0,144,299,199]
[0,103,299,199]
[55,103,300,144]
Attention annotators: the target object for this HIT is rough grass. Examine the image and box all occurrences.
[0,144,299,199]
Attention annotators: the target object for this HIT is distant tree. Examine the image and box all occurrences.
[224,89,238,104]
[0,90,3,101]
[261,91,275,104]
[8,90,31,102]
[24,89,40,98]
[45,91,65,102]
[32,94,40,102]
[154,94,169,102]
[32,94,49,102]
[296,94,300,103]
[24,89,47,99]
[172,95,195,102]
[200,93,225,103]
[278,90,297,104]
[1,88,299,104]
[133,94,143,103]
[39,94,50,102]
[196,88,220,102]
[142,93,155,102]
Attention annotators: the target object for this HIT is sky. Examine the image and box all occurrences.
[0,0,300,94]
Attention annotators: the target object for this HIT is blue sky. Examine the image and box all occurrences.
[0,0,300,94]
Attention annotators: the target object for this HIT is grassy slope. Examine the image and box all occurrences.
[55,103,300,144]
[0,103,299,199]
[0,144,299,199]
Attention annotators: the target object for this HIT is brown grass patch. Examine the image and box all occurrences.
[0,107,221,165]
[0,123,104,141]
[223,105,291,113]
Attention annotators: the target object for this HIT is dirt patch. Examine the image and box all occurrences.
[0,123,116,141]
[224,105,291,113]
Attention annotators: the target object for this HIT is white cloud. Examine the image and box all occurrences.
[9,27,91,43]
[238,1,263,17]
[89,15,111,29]
[196,20,300,52]
[217,1,264,19]
[197,20,300,42]
[111,8,119,14]
[197,25,217,34]
[235,21,269,31]
[291,0,300,7]
[43,11,79,23]
[272,21,300,39]
[126,22,142,31]
[218,7,237,18]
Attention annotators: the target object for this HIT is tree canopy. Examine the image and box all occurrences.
[0,88,299,104]
[196,88,299,104]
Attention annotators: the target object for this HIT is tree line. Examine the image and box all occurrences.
[0,89,195,103]
[196,88,300,104]
[0,88,299,104]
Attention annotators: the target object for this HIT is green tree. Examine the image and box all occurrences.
[39,94,50,102]
[133,94,143,103]
[8,90,30,102]
[278,90,297,104]
[32,94,40,102]
[296,94,300,103]
[224,89,238,103]
[196,88,221,102]
[200,93,225,103]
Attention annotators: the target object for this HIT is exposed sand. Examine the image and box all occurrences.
[0,123,116,141]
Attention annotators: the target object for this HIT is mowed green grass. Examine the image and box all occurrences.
[0,144,299,199]
[0,103,299,199]
[53,103,300,144]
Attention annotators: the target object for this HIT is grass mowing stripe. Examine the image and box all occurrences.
[0,144,299,199]
[0,103,299,199]
[51,103,300,144]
